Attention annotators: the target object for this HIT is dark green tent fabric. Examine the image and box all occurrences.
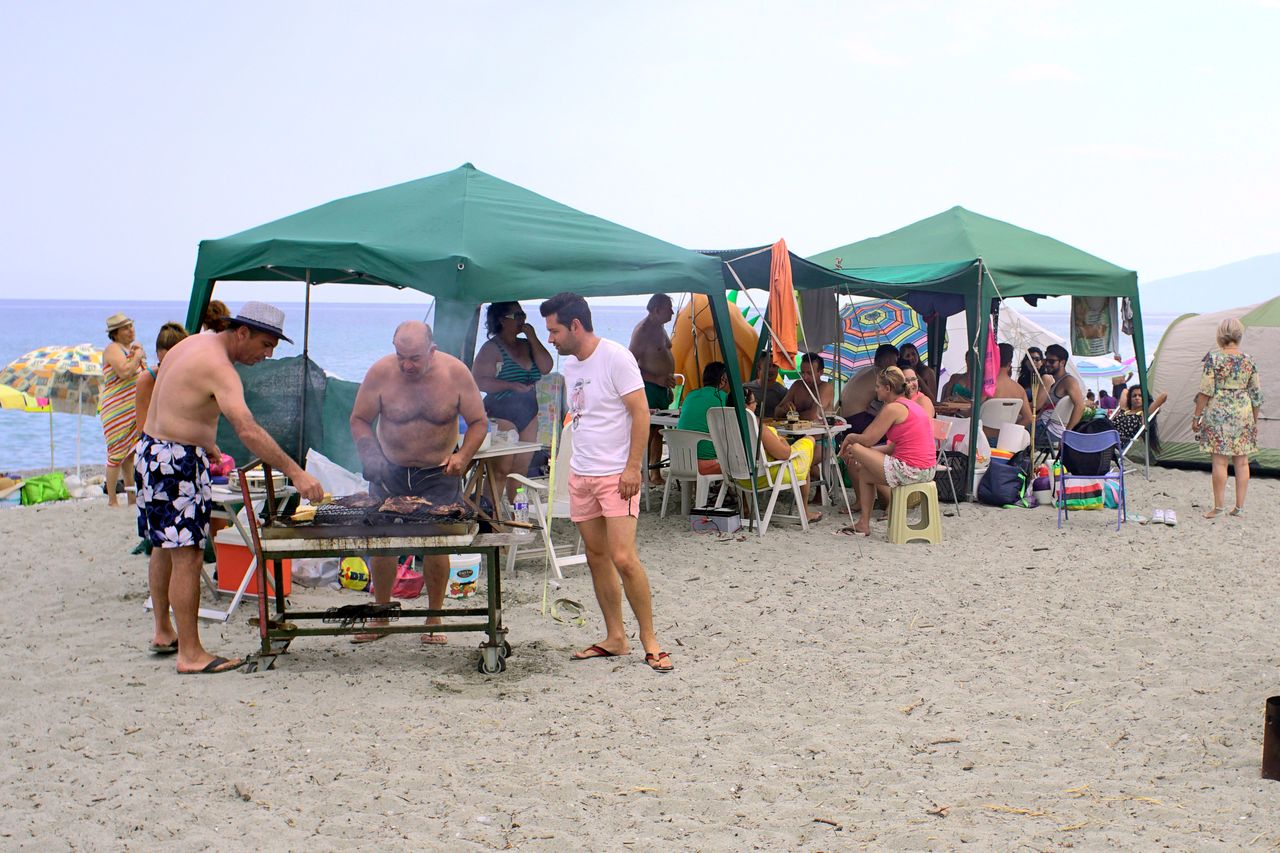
[804,207,1150,486]
[187,164,752,476]
[808,206,1138,299]
[188,163,732,359]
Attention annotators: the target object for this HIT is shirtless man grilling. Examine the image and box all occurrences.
[138,302,323,674]
[349,321,488,645]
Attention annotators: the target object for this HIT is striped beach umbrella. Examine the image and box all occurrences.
[0,383,54,470]
[0,344,102,415]
[819,300,928,379]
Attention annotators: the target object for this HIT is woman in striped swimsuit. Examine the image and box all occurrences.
[472,302,554,500]
[101,313,147,506]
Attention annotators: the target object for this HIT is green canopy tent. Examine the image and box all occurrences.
[807,206,1149,485]
[185,163,750,472]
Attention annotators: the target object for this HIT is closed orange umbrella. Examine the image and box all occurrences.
[768,239,798,371]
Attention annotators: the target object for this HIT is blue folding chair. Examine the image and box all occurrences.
[1056,428,1125,530]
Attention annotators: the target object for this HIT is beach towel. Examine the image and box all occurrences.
[1060,481,1103,511]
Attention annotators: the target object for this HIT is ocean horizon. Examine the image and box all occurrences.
[1,298,1179,472]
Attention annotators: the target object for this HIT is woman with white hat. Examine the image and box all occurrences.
[102,312,147,506]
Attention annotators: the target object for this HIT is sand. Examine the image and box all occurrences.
[0,466,1277,850]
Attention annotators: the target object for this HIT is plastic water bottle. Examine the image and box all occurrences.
[513,487,529,525]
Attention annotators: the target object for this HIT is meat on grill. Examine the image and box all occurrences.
[378,495,432,515]
[333,492,381,509]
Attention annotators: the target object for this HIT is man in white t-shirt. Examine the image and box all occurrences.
[540,292,674,673]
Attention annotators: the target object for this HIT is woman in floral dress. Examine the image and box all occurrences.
[1192,318,1263,518]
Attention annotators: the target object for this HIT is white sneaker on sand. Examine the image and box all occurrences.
[1163,509,1178,527]
[1152,508,1166,525]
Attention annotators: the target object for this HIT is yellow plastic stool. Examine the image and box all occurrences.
[887,480,942,544]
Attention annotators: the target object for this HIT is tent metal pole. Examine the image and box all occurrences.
[298,270,312,462]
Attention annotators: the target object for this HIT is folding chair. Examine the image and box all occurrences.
[931,418,962,515]
[1119,404,1164,479]
[1055,428,1126,531]
[660,428,725,517]
[1033,395,1076,467]
[507,428,586,578]
[706,407,808,536]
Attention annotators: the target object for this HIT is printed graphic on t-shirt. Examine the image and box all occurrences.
[569,378,590,430]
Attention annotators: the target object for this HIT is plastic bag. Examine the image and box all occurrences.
[20,472,70,505]
[292,558,340,588]
[391,557,424,599]
[304,448,367,497]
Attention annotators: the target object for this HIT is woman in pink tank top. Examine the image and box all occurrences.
[836,365,936,536]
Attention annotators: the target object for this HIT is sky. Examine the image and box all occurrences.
[3,0,1278,306]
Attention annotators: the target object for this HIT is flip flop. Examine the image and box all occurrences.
[571,644,625,661]
[1202,506,1225,519]
[179,656,244,675]
[148,639,179,655]
[419,632,448,645]
[350,632,387,644]
[806,511,823,524]
[645,651,675,673]
[1229,507,1246,517]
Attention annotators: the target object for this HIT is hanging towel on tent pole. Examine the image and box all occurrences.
[1071,297,1120,357]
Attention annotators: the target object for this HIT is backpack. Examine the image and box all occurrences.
[977,449,1031,507]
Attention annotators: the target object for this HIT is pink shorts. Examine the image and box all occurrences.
[568,472,639,522]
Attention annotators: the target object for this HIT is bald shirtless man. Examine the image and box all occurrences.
[137,302,323,674]
[349,321,488,645]
[629,294,676,486]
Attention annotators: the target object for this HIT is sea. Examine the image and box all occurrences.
[0,299,1178,472]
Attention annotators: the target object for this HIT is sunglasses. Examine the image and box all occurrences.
[504,312,527,321]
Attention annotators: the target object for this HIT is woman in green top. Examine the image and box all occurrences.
[473,301,554,500]
[675,362,729,473]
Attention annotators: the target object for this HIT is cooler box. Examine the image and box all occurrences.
[214,528,292,596]
[691,507,741,533]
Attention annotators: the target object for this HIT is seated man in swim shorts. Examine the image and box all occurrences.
[138,302,323,674]
[349,321,488,645]
[629,293,676,486]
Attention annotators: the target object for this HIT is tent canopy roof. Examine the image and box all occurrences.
[808,206,1138,300]
[193,163,724,302]
[702,245,981,319]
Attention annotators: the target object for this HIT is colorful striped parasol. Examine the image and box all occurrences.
[0,344,102,415]
[819,300,928,380]
[1,383,54,470]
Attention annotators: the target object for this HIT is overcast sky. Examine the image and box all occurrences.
[4,1,1277,305]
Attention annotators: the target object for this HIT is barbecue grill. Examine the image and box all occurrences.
[237,460,511,674]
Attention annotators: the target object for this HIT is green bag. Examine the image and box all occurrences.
[20,472,70,505]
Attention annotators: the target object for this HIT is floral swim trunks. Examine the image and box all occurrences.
[135,433,213,549]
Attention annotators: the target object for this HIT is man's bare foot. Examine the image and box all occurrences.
[351,618,389,644]
[107,499,120,508]
[420,618,447,645]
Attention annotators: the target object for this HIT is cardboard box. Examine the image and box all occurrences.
[214,528,291,596]
[691,507,741,534]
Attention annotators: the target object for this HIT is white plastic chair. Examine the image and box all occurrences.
[705,407,808,536]
[506,428,585,579]
[979,398,1023,431]
[660,428,726,517]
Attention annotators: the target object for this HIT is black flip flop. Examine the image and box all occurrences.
[148,639,179,655]
[180,656,244,675]
[571,644,625,661]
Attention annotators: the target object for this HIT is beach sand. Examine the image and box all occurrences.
[0,466,1277,850]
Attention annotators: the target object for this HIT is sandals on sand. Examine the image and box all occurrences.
[571,644,625,661]
[1230,507,1246,517]
[1203,506,1225,519]
[148,639,179,655]
[179,656,243,675]
[645,651,675,673]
